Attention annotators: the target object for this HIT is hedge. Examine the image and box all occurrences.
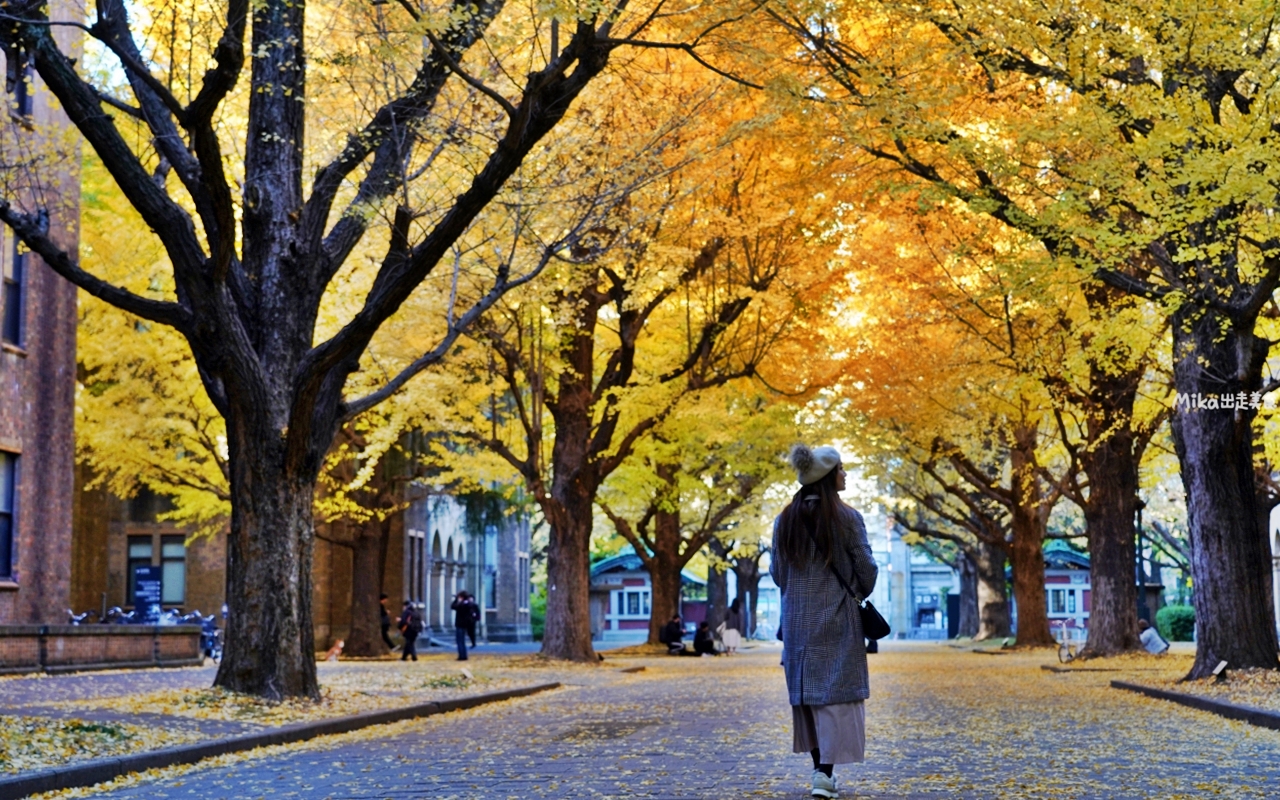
[1156,605,1195,642]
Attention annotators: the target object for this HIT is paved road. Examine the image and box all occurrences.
[67,643,1280,799]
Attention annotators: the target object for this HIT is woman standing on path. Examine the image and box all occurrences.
[722,597,745,654]
[771,444,878,799]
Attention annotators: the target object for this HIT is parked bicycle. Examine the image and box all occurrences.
[178,610,223,662]
[1057,620,1080,663]
[102,606,146,624]
[65,609,99,625]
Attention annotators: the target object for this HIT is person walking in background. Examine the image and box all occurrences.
[772,444,878,799]
[379,594,396,652]
[723,597,745,654]
[397,600,422,662]
[466,593,480,648]
[451,591,478,661]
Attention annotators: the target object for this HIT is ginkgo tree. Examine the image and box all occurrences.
[0,0,775,697]
[770,0,1280,675]
[77,155,230,537]
[597,387,799,644]
[425,108,847,660]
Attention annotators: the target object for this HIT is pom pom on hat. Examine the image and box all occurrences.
[789,444,841,486]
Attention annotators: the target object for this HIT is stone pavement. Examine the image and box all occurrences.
[47,641,1280,799]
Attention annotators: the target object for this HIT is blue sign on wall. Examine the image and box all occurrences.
[133,564,162,622]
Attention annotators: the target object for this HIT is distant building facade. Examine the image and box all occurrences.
[72,481,533,648]
[588,549,706,643]
[401,490,533,643]
[71,483,225,619]
[1041,543,1092,633]
[0,21,80,624]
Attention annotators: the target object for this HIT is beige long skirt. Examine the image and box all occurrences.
[791,700,866,764]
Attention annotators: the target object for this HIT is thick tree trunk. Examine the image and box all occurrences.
[706,540,727,632]
[1069,285,1145,657]
[956,548,980,638]
[215,441,319,700]
[345,517,390,657]
[645,465,693,644]
[734,556,762,638]
[647,553,684,645]
[1171,310,1279,677]
[1009,424,1053,646]
[974,540,1011,640]
[541,508,596,661]
[1078,362,1142,657]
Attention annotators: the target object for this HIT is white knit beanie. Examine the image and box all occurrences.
[789,444,841,486]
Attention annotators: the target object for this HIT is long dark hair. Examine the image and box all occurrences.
[776,466,843,567]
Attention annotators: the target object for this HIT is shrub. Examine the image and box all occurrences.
[1156,604,1195,642]
[530,586,546,641]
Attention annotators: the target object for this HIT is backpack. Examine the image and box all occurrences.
[409,609,424,634]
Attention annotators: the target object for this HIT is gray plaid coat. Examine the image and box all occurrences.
[771,505,878,706]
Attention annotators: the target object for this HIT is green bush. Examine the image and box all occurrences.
[1156,604,1195,642]
[530,586,546,641]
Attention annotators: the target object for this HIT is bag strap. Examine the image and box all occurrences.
[802,514,866,606]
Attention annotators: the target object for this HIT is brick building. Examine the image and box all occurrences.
[0,22,80,625]
[73,481,534,648]
[70,482,227,619]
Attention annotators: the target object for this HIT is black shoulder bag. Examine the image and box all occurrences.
[806,518,891,641]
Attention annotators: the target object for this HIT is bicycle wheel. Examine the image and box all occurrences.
[1058,641,1075,663]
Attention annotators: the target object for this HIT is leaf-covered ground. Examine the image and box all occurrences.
[0,717,202,775]
[1051,643,1280,714]
[45,665,504,725]
[21,642,1280,799]
[2,652,599,775]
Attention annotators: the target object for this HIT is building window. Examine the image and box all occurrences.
[1050,588,1067,614]
[126,536,152,601]
[616,589,650,617]
[517,554,530,613]
[2,240,23,346]
[407,528,425,605]
[160,535,185,604]
[0,453,15,579]
[1067,590,1077,615]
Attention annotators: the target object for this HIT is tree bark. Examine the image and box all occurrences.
[733,553,763,638]
[215,437,320,700]
[706,539,730,632]
[344,517,391,657]
[648,554,684,645]
[1076,366,1143,657]
[956,548,979,638]
[541,503,596,662]
[1009,423,1053,646]
[974,539,1011,640]
[1171,309,1279,677]
[646,477,686,644]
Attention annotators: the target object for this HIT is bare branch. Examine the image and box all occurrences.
[0,204,191,331]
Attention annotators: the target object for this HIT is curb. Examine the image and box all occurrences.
[0,682,561,800]
[1111,680,1280,731]
[1042,665,1163,673]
